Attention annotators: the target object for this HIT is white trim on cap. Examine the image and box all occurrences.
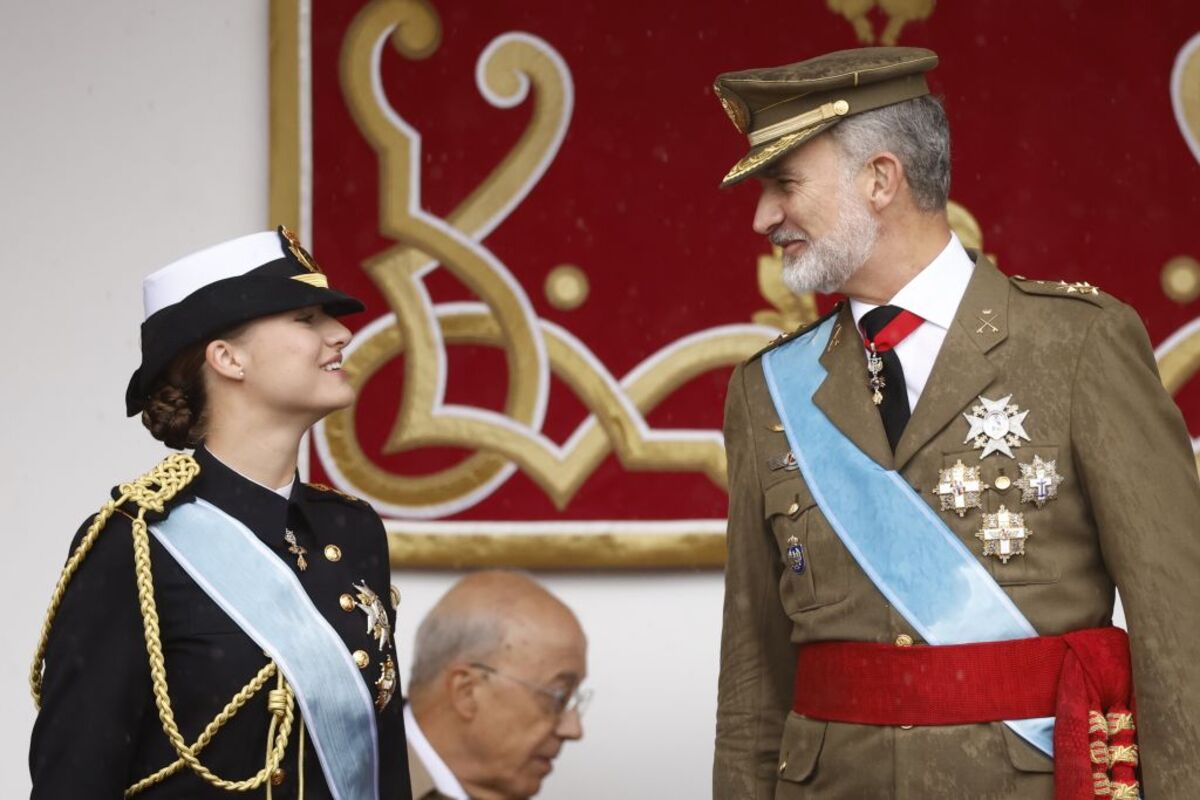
[142,231,285,319]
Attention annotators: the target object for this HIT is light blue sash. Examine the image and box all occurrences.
[761,317,1054,757]
[152,499,380,800]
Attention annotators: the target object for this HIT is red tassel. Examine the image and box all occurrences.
[1054,629,1138,800]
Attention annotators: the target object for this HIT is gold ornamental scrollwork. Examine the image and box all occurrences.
[324,0,782,541]
[275,3,1200,568]
[826,0,936,46]
[337,2,560,510]
[317,0,1009,563]
[1157,32,1200,475]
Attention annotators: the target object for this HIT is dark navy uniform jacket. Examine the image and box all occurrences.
[30,446,413,799]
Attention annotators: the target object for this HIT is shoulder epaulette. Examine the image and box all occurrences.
[304,482,369,506]
[747,302,844,363]
[109,453,200,521]
[1009,276,1113,308]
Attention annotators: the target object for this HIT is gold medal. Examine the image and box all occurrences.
[283,528,307,571]
[866,344,886,405]
[375,654,397,711]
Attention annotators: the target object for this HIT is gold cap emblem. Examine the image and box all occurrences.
[278,225,324,273]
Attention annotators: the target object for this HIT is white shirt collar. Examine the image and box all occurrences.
[850,232,974,331]
[404,704,469,800]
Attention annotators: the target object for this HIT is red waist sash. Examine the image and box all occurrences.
[792,626,1138,800]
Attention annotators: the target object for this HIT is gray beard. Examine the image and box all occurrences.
[779,182,880,295]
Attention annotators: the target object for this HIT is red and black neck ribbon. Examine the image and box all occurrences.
[858,305,923,450]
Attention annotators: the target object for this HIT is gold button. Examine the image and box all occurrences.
[353,649,370,669]
[787,501,800,517]
[390,585,401,609]
[324,544,342,562]
[769,423,785,432]
[271,768,286,786]
[778,760,787,774]
[832,99,850,115]
[899,724,914,730]
[339,593,355,612]
[895,634,914,647]
[995,475,1012,490]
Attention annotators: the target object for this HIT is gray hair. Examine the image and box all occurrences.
[829,94,951,212]
[408,603,506,695]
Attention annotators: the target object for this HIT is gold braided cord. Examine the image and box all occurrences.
[298,721,306,799]
[30,453,302,794]
[1107,744,1139,767]
[129,475,296,792]
[30,454,200,707]
[1107,711,1136,733]
[124,661,284,795]
[1110,783,1141,800]
[262,674,293,800]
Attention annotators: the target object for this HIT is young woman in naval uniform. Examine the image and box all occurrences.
[30,227,412,800]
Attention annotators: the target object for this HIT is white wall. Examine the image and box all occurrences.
[0,3,722,798]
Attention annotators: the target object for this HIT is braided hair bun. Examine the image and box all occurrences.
[140,343,208,450]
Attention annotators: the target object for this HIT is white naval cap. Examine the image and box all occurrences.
[141,231,285,319]
[125,226,365,416]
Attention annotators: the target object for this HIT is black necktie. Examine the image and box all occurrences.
[860,305,913,452]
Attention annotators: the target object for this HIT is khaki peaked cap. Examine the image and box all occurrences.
[714,47,939,187]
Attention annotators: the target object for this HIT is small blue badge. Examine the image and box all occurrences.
[786,536,806,575]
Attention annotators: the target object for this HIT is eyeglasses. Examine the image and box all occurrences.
[470,662,593,718]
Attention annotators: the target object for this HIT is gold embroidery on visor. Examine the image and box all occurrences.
[291,273,330,289]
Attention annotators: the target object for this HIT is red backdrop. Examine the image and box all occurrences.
[300,1,1200,528]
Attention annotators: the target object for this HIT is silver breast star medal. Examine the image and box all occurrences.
[1015,455,1063,508]
[962,394,1030,459]
[932,459,989,517]
[352,581,393,652]
[976,505,1031,563]
[866,344,886,405]
[283,529,307,571]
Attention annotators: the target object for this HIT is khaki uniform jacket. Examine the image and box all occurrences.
[714,257,1200,799]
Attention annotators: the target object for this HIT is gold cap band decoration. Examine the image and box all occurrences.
[714,47,940,187]
[747,100,851,147]
[291,272,330,289]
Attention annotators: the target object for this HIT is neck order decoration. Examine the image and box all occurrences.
[30,454,305,798]
[859,307,923,405]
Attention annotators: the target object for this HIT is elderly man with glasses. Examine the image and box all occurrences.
[404,571,590,800]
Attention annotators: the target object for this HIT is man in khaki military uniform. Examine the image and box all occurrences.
[713,48,1200,799]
